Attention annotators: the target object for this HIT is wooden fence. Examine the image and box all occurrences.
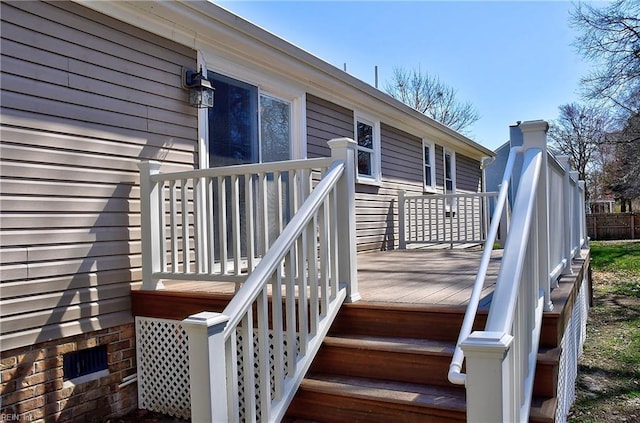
[586,213,639,240]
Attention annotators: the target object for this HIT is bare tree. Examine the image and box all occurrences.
[548,103,613,200]
[384,66,479,134]
[605,114,640,211]
[571,0,640,209]
[572,0,640,117]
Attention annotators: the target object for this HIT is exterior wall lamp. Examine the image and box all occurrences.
[182,67,214,108]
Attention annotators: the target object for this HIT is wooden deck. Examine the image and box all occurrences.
[157,248,502,308]
[356,248,501,307]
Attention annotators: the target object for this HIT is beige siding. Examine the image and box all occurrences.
[0,1,197,350]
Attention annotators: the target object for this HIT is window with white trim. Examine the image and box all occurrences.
[207,72,294,167]
[354,114,381,183]
[444,149,456,194]
[444,148,457,211]
[422,140,436,192]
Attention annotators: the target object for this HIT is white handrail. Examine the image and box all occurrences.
[222,160,345,335]
[448,146,521,385]
[455,120,592,422]
[485,149,543,334]
[182,138,358,423]
[149,156,334,182]
[138,157,334,289]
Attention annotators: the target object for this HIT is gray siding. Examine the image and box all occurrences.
[305,97,483,252]
[456,153,482,193]
[354,124,425,252]
[0,1,198,350]
[306,94,354,158]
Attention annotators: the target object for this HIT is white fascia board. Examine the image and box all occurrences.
[76,0,493,160]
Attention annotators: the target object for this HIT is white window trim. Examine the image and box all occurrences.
[354,112,381,185]
[422,139,437,193]
[443,148,457,194]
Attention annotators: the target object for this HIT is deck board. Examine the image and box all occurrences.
[356,249,501,307]
[157,248,502,308]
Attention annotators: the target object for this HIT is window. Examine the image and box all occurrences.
[206,72,296,254]
[444,149,456,194]
[444,149,457,212]
[354,114,381,183]
[207,72,292,167]
[422,140,436,192]
[259,94,292,163]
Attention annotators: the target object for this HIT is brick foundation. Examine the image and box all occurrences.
[1,323,137,422]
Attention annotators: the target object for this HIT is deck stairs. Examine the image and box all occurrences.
[132,289,562,422]
[284,302,560,423]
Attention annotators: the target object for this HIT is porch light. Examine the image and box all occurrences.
[182,67,214,108]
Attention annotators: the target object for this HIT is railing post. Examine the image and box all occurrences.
[398,190,406,249]
[557,155,574,275]
[570,171,580,254]
[519,120,553,312]
[138,161,163,290]
[183,312,230,423]
[460,331,515,422]
[578,180,588,248]
[328,137,360,303]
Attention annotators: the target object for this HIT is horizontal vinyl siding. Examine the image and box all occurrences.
[304,96,484,252]
[354,124,424,252]
[0,1,197,350]
[456,153,482,193]
[306,94,354,158]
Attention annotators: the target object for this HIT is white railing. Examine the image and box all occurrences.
[398,191,504,248]
[176,138,359,423]
[138,156,337,289]
[448,120,589,422]
[447,145,521,385]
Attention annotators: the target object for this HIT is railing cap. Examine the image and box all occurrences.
[183,311,229,330]
[138,160,162,173]
[519,120,549,133]
[327,137,357,150]
[460,331,514,355]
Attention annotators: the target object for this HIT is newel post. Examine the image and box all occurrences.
[138,161,163,290]
[460,331,515,422]
[519,120,553,311]
[328,138,360,303]
[557,155,574,275]
[183,312,230,423]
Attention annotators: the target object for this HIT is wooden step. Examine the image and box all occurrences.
[534,347,562,398]
[530,396,558,423]
[328,302,487,342]
[310,335,456,387]
[287,374,467,423]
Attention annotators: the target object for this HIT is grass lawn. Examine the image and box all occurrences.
[568,241,640,422]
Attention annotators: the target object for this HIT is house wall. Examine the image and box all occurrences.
[1,0,197,419]
[306,95,482,252]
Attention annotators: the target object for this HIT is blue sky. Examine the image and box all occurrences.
[216,1,595,151]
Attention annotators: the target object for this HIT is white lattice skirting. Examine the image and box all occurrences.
[136,317,191,419]
[136,316,301,420]
[555,270,590,422]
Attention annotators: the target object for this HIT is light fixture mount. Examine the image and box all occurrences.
[182,67,214,108]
